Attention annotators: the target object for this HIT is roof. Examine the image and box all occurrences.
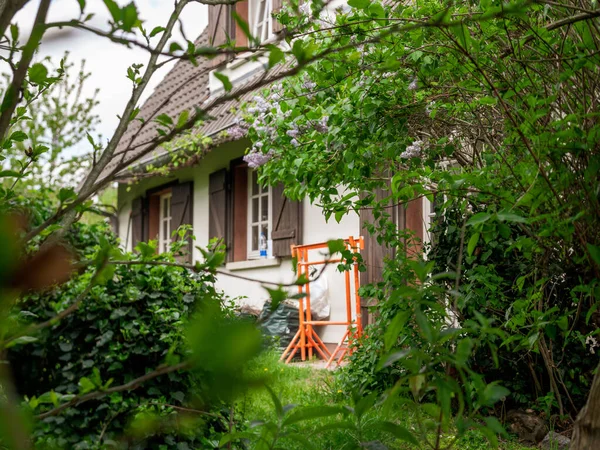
[103,29,268,182]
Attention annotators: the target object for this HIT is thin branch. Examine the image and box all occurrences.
[0,0,51,142]
[36,361,191,419]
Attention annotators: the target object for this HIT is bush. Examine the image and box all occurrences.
[7,222,230,449]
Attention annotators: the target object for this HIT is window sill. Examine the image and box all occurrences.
[225,258,281,271]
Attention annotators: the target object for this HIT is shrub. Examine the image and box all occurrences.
[7,222,230,449]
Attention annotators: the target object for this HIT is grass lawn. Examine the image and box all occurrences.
[234,351,534,450]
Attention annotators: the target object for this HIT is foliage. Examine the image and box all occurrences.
[1,53,100,192]
[5,219,231,448]
[243,0,600,445]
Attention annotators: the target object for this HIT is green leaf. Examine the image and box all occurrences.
[28,63,48,84]
[5,336,38,348]
[103,0,121,23]
[496,211,526,223]
[9,130,27,142]
[467,232,480,256]
[368,2,385,18]
[0,170,23,178]
[327,238,345,255]
[265,385,284,418]
[232,11,253,43]
[467,212,491,226]
[214,72,232,92]
[268,45,285,68]
[384,310,410,351]
[58,187,76,203]
[176,110,190,128]
[121,2,139,31]
[135,241,156,259]
[266,287,287,311]
[78,376,96,394]
[587,243,600,267]
[347,0,370,10]
[483,384,509,405]
[155,113,173,126]
[415,309,433,342]
[149,26,165,38]
[169,42,183,53]
[282,405,346,426]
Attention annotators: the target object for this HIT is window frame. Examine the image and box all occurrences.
[158,192,173,254]
[249,0,273,45]
[246,168,272,259]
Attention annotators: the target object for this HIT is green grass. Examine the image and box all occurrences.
[233,351,534,450]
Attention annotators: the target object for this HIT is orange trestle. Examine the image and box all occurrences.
[279,236,365,367]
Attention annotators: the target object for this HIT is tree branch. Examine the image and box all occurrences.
[0,0,50,142]
[35,361,191,420]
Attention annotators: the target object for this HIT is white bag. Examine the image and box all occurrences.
[307,266,330,320]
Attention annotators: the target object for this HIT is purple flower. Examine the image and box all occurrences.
[244,149,273,168]
[229,125,248,140]
[290,138,299,147]
[286,129,299,138]
[400,140,424,159]
[408,78,418,91]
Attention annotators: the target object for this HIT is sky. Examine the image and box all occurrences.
[8,0,208,152]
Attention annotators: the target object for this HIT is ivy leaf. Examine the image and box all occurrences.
[214,72,232,92]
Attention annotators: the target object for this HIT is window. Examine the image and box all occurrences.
[247,169,271,258]
[159,192,172,254]
[251,0,273,44]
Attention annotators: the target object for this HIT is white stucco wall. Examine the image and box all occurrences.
[117,141,361,345]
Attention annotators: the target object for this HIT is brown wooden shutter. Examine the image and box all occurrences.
[405,198,424,258]
[272,0,284,33]
[234,0,249,47]
[171,181,194,263]
[208,3,235,66]
[271,183,301,257]
[231,163,248,262]
[131,196,145,250]
[359,186,397,286]
[209,169,229,250]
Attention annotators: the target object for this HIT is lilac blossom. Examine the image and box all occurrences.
[408,78,418,91]
[400,139,424,159]
[425,101,436,116]
[286,129,299,138]
[314,116,329,133]
[244,149,274,168]
[290,138,299,147]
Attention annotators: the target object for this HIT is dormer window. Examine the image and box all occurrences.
[251,0,273,44]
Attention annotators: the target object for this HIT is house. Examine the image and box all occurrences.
[109,0,431,346]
